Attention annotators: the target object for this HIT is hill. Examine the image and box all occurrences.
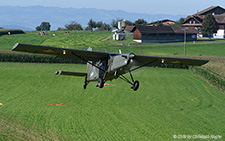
[0,6,185,30]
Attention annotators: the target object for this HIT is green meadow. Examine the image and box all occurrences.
[0,31,225,140]
[0,62,224,140]
[0,31,225,56]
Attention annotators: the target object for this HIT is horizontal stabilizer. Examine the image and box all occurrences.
[55,70,87,77]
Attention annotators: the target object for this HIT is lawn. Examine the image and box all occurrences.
[0,62,224,140]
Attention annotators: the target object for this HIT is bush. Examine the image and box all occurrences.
[0,29,24,35]
[190,67,225,92]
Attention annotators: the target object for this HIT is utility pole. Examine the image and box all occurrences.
[74,30,76,49]
[183,27,188,55]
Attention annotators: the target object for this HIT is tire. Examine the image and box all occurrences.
[98,78,104,88]
[131,81,139,91]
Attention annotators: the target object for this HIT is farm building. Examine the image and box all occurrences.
[124,26,135,34]
[146,19,175,26]
[182,6,225,38]
[133,25,197,43]
[113,33,126,40]
[113,30,126,40]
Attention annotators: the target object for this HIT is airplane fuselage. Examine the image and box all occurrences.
[87,53,135,82]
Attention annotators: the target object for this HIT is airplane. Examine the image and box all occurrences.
[12,43,208,91]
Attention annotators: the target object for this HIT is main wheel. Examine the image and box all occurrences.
[97,78,104,88]
[131,81,139,91]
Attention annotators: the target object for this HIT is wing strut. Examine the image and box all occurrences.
[119,73,133,85]
[71,52,106,72]
[118,72,139,91]
[117,59,158,91]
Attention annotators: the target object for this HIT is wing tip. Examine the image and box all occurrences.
[12,43,20,51]
[55,70,62,75]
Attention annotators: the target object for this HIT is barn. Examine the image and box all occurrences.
[133,25,198,43]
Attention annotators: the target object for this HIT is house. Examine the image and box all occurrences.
[113,29,126,40]
[146,19,175,26]
[133,25,197,43]
[124,26,135,34]
[182,6,225,38]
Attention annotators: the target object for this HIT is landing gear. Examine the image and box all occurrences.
[131,81,139,91]
[83,76,89,89]
[119,71,140,91]
[97,77,104,88]
[83,83,88,89]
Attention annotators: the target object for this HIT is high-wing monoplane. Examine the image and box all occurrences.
[12,43,208,91]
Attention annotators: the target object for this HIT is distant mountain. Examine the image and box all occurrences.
[0,6,186,31]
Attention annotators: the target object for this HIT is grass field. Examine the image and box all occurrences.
[0,31,225,57]
[0,31,52,50]
[0,31,225,140]
[0,62,224,140]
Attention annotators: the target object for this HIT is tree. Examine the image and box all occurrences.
[156,20,163,26]
[36,26,41,31]
[125,20,134,26]
[102,23,112,31]
[57,27,65,31]
[111,18,123,29]
[97,23,112,31]
[96,21,103,29]
[201,14,218,39]
[36,22,51,31]
[65,21,83,30]
[177,17,185,25]
[87,19,96,31]
[134,19,147,25]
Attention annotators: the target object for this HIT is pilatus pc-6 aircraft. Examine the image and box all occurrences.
[12,43,208,91]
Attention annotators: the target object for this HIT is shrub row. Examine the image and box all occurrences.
[153,64,188,69]
[0,52,85,64]
[0,29,24,35]
[190,66,225,93]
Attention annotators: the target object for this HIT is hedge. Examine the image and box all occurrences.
[0,29,24,35]
[0,52,85,64]
[190,66,225,93]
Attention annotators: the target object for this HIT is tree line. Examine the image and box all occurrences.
[56,18,150,31]
[36,18,157,31]
[36,15,218,37]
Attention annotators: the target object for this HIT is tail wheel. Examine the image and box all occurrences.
[131,81,139,91]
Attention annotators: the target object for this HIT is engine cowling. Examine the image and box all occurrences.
[109,53,136,71]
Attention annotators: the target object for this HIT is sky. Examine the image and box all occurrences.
[1,0,225,15]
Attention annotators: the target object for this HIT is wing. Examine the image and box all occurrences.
[133,54,209,66]
[12,43,109,61]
